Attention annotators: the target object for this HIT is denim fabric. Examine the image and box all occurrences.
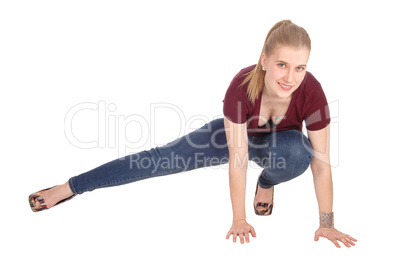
[68,118,313,194]
[250,129,313,189]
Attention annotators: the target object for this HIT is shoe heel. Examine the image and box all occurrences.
[253,181,274,216]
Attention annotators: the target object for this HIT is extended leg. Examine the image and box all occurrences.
[30,118,230,211]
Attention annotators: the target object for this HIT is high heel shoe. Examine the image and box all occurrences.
[253,182,274,216]
[28,185,76,212]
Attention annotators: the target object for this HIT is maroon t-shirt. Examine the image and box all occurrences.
[222,64,330,137]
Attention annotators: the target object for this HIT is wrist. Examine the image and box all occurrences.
[233,218,247,223]
[233,212,246,222]
[319,212,334,228]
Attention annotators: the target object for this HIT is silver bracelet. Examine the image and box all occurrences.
[319,212,334,228]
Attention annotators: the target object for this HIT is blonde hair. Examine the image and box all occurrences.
[240,20,311,105]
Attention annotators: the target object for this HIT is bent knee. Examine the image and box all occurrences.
[264,130,313,183]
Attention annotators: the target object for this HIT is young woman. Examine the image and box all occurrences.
[29,20,357,248]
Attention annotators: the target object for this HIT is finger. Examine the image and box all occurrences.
[245,232,250,243]
[347,237,356,246]
[340,238,351,248]
[348,235,358,242]
[239,233,245,244]
[344,234,358,242]
[250,226,257,238]
[314,231,321,241]
[233,233,237,243]
[331,239,341,248]
[226,231,232,240]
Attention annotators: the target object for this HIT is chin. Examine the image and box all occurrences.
[274,89,293,99]
[276,85,298,98]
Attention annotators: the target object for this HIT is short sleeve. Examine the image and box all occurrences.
[222,75,249,124]
[304,83,331,131]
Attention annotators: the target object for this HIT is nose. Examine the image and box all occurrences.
[284,69,293,84]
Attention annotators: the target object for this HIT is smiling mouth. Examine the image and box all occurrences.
[278,82,292,90]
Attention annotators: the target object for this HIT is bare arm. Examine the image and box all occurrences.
[224,116,256,243]
[224,116,249,221]
[308,125,357,248]
[308,125,333,213]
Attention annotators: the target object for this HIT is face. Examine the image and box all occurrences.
[261,46,310,99]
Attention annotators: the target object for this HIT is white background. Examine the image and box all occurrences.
[1,0,401,268]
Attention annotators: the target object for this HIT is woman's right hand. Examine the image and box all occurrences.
[226,219,257,244]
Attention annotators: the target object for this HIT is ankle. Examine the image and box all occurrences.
[255,185,274,202]
[45,182,72,201]
[59,182,74,199]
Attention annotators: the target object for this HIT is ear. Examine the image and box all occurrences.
[260,53,267,69]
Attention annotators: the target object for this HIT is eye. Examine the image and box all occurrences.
[278,63,286,68]
[297,66,305,71]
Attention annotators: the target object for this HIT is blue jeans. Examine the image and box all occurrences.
[68,118,313,194]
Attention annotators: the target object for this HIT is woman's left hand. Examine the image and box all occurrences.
[314,227,357,248]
